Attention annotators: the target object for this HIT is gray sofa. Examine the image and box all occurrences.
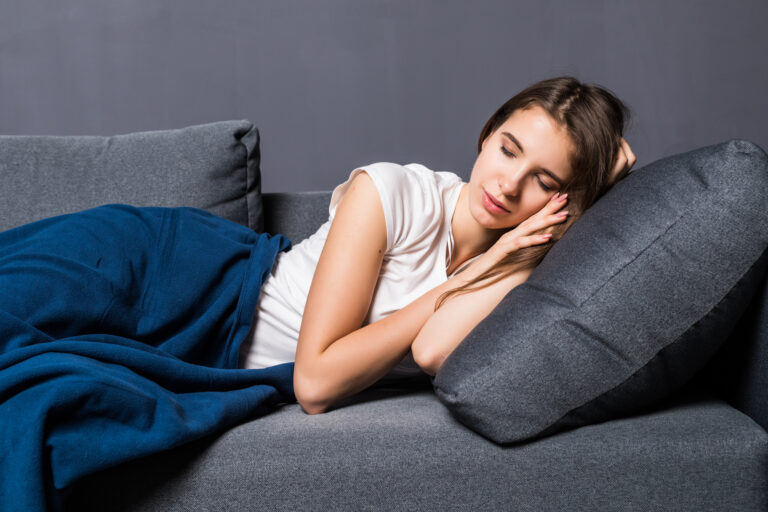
[1,121,765,511]
[64,194,768,512]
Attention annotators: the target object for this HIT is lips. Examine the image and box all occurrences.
[483,190,509,213]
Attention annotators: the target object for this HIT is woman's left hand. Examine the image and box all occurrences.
[608,138,636,186]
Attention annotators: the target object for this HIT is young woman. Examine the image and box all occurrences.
[237,76,635,414]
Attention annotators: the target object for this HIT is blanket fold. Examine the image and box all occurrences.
[0,204,294,512]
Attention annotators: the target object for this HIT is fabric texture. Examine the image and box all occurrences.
[65,387,768,512]
[239,162,470,379]
[433,139,768,444]
[0,204,293,512]
[0,120,264,233]
[693,254,768,432]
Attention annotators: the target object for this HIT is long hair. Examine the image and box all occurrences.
[435,76,630,310]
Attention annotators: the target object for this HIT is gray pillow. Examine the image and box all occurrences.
[0,120,263,232]
[433,139,768,444]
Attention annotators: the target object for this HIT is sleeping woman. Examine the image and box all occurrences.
[236,75,635,414]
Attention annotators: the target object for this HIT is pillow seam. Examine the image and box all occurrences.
[541,247,765,432]
[572,210,686,308]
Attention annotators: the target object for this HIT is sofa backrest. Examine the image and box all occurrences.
[262,191,331,245]
[0,121,263,233]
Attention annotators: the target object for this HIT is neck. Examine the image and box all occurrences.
[450,183,502,266]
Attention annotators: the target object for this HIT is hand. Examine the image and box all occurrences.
[487,191,569,257]
[608,137,636,186]
[463,192,569,280]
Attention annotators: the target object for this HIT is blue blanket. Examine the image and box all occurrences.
[0,204,294,512]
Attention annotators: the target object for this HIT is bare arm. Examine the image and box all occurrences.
[293,171,482,414]
[296,262,488,414]
[411,265,534,376]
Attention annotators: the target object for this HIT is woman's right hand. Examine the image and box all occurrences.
[450,192,569,286]
[482,192,570,264]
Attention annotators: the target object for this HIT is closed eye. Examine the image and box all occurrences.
[502,146,553,191]
[537,177,553,191]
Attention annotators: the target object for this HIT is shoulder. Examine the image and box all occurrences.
[329,163,420,222]
[403,163,464,187]
[350,162,430,190]
[329,162,462,251]
[333,162,454,192]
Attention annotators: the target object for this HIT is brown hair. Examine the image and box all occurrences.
[435,76,630,310]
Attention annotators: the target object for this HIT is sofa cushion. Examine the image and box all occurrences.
[433,139,768,444]
[0,120,263,232]
[64,388,768,511]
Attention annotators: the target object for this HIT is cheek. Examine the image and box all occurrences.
[477,147,502,170]
[519,197,550,220]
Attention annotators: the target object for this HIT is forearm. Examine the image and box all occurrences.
[412,264,533,375]
[298,270,479,413]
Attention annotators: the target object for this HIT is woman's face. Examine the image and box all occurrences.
[468,105,575,230]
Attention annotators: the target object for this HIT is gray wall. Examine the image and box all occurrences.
[2,0,766,193]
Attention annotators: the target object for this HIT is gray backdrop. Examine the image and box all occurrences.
[1,0,766,193]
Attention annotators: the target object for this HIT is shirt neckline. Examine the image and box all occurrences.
[445,182,474,279]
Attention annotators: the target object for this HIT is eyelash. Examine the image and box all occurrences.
[499,146,553,192]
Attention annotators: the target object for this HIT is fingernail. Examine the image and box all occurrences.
[557,210,569,217]
[551,193,560,201]
[558,193,568,201]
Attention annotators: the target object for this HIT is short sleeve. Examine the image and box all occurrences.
[329,162,438,252]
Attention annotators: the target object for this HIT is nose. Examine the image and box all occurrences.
[500,170,524,197]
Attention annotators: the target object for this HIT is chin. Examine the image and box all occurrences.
[471,205,511,231]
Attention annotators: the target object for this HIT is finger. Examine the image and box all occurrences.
[620,138,636,169]
[494,233,551,254]
[612,147,627,176]
[610,153,631,186]
[511,194,568,236]
[542,192,568,213]
[523,233,552,247]
[519,195,568,229]
[515,211,569,239]
[622,139,636,169]
[540,211,570,230]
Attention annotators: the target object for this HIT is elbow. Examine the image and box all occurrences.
[293,370,331,415]
[300,400,328,415]
[412,345,442,377]
[296,386,330,415]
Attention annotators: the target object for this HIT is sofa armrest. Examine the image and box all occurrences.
[694,252,768,432]
[728,267,768,431]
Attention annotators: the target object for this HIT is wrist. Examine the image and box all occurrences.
[462,250,502,281]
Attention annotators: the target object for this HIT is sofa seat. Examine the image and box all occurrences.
[66,386,767,511]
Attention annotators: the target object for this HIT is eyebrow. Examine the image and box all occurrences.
[502,131,565,186]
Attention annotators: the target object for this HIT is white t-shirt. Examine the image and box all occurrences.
[238,162,477,377]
